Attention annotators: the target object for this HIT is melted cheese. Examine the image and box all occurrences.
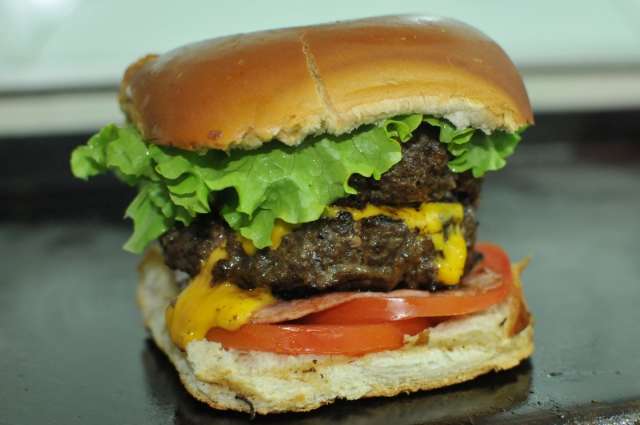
[165,246,276,350]
[270,220,294,249]
[240,237,257,256]
[327,202,467,285]
[436,225,467,284]
[240,220,295,255]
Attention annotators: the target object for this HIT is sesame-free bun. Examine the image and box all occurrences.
[137,248,534,414]
[120,15,533,151]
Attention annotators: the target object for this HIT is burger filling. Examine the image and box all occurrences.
[160,127,481,298]
[71,114,525,352]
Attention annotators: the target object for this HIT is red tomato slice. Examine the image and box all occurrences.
[205,243,512,356]
[206,318,430,356]
[475,242,513,286]
[301,243,513,324]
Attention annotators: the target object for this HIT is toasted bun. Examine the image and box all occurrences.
[137,248,534,414]
[120,15,533,151]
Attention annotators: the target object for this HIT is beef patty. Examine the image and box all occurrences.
[160,124,483,297]
[336,126,481,208]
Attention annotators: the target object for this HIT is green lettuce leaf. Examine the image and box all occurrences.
[123,182,173,252]
[70,116,422,252]
[71,114,523,253]
[424,117,522,178]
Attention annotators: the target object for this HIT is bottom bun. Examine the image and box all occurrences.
[137,248,534,415]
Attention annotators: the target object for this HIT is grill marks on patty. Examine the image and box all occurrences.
[159,124,483,297]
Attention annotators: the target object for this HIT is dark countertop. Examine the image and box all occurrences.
[1,111,639,424]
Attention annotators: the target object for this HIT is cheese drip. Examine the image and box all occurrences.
[165,246,276,350]
[326,202,467,285]
[240,220,295,255]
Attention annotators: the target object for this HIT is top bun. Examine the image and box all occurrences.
[119,15,533,151]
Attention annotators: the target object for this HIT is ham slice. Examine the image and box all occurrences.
[250,266,501,324]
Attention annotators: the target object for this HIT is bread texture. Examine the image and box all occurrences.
[137,248,534,414]
[120,15,533,152]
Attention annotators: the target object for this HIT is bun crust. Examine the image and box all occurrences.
[120,15,533,151]
[137,248,534,414]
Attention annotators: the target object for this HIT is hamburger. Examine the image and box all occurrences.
[70,15,534,414]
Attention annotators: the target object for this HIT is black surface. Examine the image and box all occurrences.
[1,112,640,424]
